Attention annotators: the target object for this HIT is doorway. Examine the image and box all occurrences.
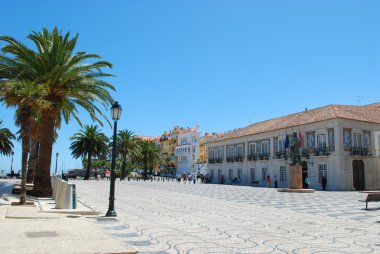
[353,160,365,190]
[302,161,308,189]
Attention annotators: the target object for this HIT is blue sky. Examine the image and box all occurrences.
[1,0,379,172]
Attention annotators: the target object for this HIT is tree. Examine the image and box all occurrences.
[137,139,162,180]
[0,27,114,196]
[70,125,109,180]
[0,80,46,204]
[0,120,15,156]
[116,130,140,180]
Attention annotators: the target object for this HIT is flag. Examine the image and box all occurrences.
[298,131,302,147]
[285,132,289,149]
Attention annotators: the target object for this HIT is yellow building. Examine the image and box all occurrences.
[159,127,183,174]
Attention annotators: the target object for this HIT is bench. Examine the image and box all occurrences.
[361,193,380,210]
[251,180,259,187]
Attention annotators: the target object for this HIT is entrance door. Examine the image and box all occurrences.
[353,160,365,190]
[302,161,308,189]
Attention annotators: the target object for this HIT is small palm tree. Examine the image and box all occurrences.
[0,120,15,156]
[70,125,109,180]
[137,139,162,180]
[116,130,141,180]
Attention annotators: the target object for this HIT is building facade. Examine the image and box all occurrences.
[175,126,200,175]
[206,103,380,191]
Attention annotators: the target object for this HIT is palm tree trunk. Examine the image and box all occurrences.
[27,138,39,183]
[33,109,57,197]
[84,153,92,180]
[121,155,127,180]
[144,154,148,180]
[20,125,29,205]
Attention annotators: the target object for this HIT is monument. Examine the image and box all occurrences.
[278,132,314,193]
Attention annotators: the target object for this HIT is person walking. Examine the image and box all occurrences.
[321,176,327,191]
[305,175,310,189]
[266,175,271,187]
[274,175,278,188]
[105,169,110,180]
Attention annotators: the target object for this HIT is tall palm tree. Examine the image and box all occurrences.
[0,27,115,196]
[0,80,46,204]
[116,130,141,180]
[137,139,162,180]
[70,125,109,180]
[0,120,15,156]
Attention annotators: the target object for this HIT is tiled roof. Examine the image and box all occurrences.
[209,103,380,142]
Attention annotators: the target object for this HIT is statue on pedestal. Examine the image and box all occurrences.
[290,132,301,165]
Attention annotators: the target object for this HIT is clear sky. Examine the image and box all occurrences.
[0,0,379,172]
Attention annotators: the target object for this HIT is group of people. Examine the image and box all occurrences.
[92,169,110,180]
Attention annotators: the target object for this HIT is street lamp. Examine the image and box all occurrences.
[55,152,59,174]
[10,150,14,174]
[106,101,122,217]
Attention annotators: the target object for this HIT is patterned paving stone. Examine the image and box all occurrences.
[75,180,380,253]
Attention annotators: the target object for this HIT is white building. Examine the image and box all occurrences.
[206,103,380,191]
[175,127,200,175]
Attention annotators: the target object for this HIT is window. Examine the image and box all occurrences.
[279,140,285,153]
[250,168,256,181]
[228,169,233,180]
[353,133,362,148]
[280,166,287,182]
[262,168,268,181]
[318,164,327,183]
[227,146,234,158]
[217,148,222,159]
[192,147,195,153]
[238,168,242,179]
[249,143,256,156]
[209,149,215,160]
[210,169,214,179]
[317,134,326,151]
[364,133,370,149]
[237,145,243,157]
[261,141,269,157]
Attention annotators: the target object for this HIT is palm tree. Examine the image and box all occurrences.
[137,139,162,180]
[116,130,141,180]
[0,120,15,156]
[0,27,114,196]
[0,80,46,204]
[70,125,109,180]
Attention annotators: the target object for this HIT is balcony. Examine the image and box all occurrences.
[234,156,244,162]
[247,154,257,161]
[226,157,234,163]
[215,158,223,163]
[315,146,330,156]
[258,153,269,160]
[350,147,370,156]
[275,152,286,159]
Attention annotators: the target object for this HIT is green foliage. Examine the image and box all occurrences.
[70,125,109,160]
[0,120,15,156]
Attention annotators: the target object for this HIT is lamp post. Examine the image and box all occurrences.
[106,101,122,217]
[55,152,59,174]
[10,150,14,174]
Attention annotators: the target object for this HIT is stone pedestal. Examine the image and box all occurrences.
[289,164,302,189]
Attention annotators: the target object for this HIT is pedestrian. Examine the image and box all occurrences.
[105,169,110,180]
[266,175,271,187]
[305,175,310,189]
[193,173,196,184]
[94,171,98,181]
[274,175,278,188]
[321,176,327,191]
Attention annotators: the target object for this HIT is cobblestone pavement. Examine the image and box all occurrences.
[74,180,380,254]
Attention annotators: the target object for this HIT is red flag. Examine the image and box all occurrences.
[298,131,302,147]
